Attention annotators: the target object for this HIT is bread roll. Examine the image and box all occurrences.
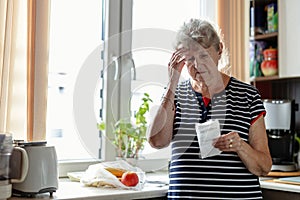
[104,167,126,177]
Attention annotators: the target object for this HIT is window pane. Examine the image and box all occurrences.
[47,0,102,160]
[131,0,201,158]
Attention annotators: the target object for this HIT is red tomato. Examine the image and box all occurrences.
[120,171,139,187]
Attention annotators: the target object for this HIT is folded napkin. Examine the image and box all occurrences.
[195,120,222,159]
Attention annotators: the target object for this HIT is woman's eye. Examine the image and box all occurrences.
[199,55,208,59]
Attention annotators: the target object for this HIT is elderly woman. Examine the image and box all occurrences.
[147,18,272,199]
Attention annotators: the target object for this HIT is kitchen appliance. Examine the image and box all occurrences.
[0,133,13,200]
[10,141,58,197]
[263,99,298,172]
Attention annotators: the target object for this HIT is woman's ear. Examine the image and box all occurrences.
[218,42,223,55]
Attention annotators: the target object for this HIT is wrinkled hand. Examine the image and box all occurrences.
[214,132,243,152]
[168,48,186,79]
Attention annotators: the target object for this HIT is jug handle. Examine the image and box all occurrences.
[10,147,29,183]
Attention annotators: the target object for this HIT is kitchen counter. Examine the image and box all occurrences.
[8,172,300,200]
[260,177,300,193]
[8,171,169,200]
[260,177,300,200]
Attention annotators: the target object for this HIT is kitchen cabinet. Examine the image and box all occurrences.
[249,0,300,82]
[260,178,300,200]
[248,0,300,132]
[249,0,278,81]
[262,188,300,200]
[248,0,278,98]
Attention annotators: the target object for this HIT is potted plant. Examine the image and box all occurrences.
[98,93,152,159]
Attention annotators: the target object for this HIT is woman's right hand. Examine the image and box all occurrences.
[168,48,186,79]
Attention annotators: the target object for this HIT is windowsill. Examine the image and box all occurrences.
[57,158,170,178]
[58,159,102,177]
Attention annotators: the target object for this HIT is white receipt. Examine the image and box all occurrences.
[195,120,222,159]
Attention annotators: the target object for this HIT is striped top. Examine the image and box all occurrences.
[168,77,265,200]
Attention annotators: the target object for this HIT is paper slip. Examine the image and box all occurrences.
[195,120,222,159]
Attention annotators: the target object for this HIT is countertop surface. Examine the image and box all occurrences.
[8,171,300,200]
[9,171,169,200]
[260,177,300,193]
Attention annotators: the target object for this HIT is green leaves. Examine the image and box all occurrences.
[116,93,152,158]
[135,93,152,126]
[96,93,152,159]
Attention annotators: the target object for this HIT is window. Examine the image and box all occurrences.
[47,0,217,163]
[47,0,102,161]
[130,0,204,158]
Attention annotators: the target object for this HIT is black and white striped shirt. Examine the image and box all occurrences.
[168,77,265,200]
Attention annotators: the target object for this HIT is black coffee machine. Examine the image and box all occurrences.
[263,99,298,172]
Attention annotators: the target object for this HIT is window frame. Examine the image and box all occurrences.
[100,0,134,161]
[55,0,217,175]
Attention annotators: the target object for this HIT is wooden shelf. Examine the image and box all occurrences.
[250,75,279,83]
[250,75,300,83]
[250,32,278,41]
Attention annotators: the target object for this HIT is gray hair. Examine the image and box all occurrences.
[175,18,230,73]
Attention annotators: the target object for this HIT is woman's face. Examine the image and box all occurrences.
[184,43,221,86]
